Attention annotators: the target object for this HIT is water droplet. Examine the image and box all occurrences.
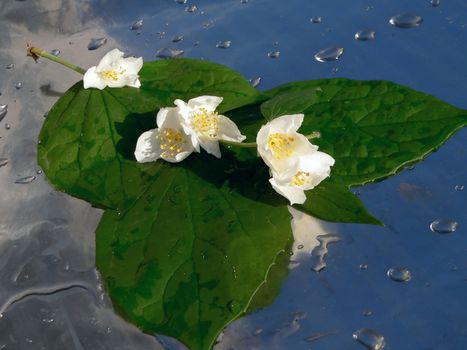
[430,219,459,234]
[0,158,8,167]
[5,123,11,130]
[131,19,144,30]
[172,34,184,43]
[0,105,7,121]
[389,13,423,28]
[355,30,376,41]
[216,40,231,49]
[248,76,261,88]
[311,234,341,272]
[50,49,61,56]
[175,0,187,3]
[185,5,198,13]
[268,50,280,58]
[359,263,368,270]
[310,16,322,24]
[5,63,14,69]
[353,328,386,350]
[87,37,107,50]
[15,176,36,184]
[430,0,441,7]
[155,47,185,59]
[314,47,344,62]
[387,266,412,282]
[454,184,464,191]
[15,82,22,90]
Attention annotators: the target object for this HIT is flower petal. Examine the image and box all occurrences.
[122,57,143,75]
[96,49,125,71]
[297,151,335,189]
[83,66,107,90]
[198,139,221,158]
[134,129,161,163]
[156,107,181,129]
[187,95,223,112]
[268,114,304,134]
[217,115,247,142]
[270,177,307,205]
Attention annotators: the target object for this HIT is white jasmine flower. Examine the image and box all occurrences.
[174,96,246,158]
[134,107,194,163]
[83,49,143,90]
[256,114,335,205]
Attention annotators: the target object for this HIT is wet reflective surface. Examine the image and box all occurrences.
[1,0,466,349]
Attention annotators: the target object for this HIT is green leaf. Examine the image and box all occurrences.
[295,181,383,226]
[38,59,262,209]
[96,153,292,350]
[262,79,467,186]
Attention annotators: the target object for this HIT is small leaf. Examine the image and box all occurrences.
[262,79,467,186]
[296,182,383,226]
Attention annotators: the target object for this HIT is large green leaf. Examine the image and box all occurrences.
[96,153,292,350]
[262,79,467,186]
[38,59,262,209]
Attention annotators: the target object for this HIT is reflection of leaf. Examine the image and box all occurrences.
[263,79,467,186]
[96,153,292,350]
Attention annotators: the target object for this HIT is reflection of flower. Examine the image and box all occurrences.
[134,107,194,163]
[83,49,143,90]
[174,96,246,158]
[256,114,335,205]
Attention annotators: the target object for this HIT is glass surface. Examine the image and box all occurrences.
[0,0,466,349]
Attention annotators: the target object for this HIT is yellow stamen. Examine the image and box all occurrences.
[100,66,126,81]
[291,171,311,187]
[191,108,219,138]
[268,133,295,159]
[158,128,186,159]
